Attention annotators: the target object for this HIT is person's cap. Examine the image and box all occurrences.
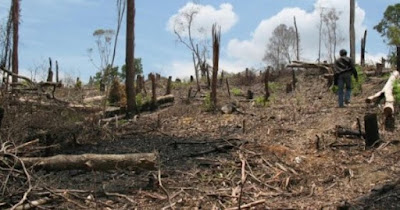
[339,49,347,56]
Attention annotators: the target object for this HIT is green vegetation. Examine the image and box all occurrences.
[351,65,366,96]
[136,93,150,111]
[203,93,214,111]
[231,87,242,96]
[394,79,400,103]
[254,96,270,107]
[269,82,283,92]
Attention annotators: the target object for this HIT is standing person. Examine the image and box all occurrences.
[333,49,358,108]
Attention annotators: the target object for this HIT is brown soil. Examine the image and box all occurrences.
[1,70,400,209]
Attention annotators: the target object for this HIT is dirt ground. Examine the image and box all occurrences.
[1,69,400,209]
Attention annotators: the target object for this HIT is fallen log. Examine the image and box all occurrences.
[141,94,174,111]
[19,153,157,171]
[366,71,399,117]
[83,95,105,103]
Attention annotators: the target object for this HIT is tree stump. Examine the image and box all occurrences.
[247,90,253,100]
[166,76,172,95]
[364,113,379,147]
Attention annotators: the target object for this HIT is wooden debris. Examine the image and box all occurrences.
[19,153,157,171]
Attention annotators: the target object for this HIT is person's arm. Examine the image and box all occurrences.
[352,61,358,81]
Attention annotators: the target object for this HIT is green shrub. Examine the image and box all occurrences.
[330,85,338,93]
[269,82,282,92]
[135,93,150,111]
[203,93,214,111]
[231,87,242,96]
[351,65,366,96]
[254,96,269,107]
[394,79,400,103]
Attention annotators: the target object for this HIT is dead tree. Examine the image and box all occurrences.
[226,78,231,98]
[219,71,224,86]
[11,0,20,84]
[149,73,157,110]
[360,30,367,67]
[364,113,380,147]
[125,0,137,115]
[46,57,53,82]
[350,0,356,63]
[210,24,221,109]
[292,69,296,91]
[294,16,300,61]
[55,60,59,83]
[166,76,172,95]
[264,68,270,101]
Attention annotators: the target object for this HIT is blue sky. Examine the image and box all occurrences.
[0,0,398,82]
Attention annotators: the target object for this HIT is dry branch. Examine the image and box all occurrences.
[19,153,157,171]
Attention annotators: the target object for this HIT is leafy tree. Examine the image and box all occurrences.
[263,24,296,70]
[374,3,400,46]
[120,58,143,81]
[374,3,400,66]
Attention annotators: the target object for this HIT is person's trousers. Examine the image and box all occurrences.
[337,71,352,107]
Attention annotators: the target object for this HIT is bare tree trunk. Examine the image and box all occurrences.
[226,78,231,98]
[350,0,356,63]
[397,45,400,72]
[294,16,300,61]
[149,73,157,110]
[11,0,20,85]
[125,0,137,115]
[318,11,323,64]
[110,0,126,69]
[210,24,220,109]
[264,68,270,101]
[1,6,13,68]
[55,60,59,83]
[47,57,53,82]
[360,30,367,67]
[166,76,172,95]
[192,52,200,91]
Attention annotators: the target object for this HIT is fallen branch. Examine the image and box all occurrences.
[18,153,157,171]
[14,197,52,210]
[366,70,399,117]
[226,199,267,210]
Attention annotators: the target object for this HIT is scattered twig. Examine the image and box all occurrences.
[226,199,267,210]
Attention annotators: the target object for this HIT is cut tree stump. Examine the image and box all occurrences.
[364,113,380,147]
[19,153,157,171]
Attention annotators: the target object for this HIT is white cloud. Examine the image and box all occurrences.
[167,2,238,39]
[227,0,366,64]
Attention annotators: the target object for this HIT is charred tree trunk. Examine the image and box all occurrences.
[11,0,20,85]
[125,0,137,115]
[264,68,270,101]
[350,0,356,64]
[47,57,53,82]
[55,60,59,83]
[136,75,142,93]
[294,16,300,61]
[219,71,224,86]
[360,30,367,67]
[364,113,379,147]
[192,52,201,92]
[210,24,221,109]
[292,68,296,91]
[150,73,157,110]
[226,78,231,98]
[376,63,383,76]
[166,76,172,95]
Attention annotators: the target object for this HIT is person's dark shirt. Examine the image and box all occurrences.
[334,56,358,80]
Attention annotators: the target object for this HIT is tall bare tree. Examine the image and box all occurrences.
[350,0,356,63]
[125,0,137,115]
[12,0,20,84]
[293,16,300,61]
[322,8,344,63]
[110,0,126,68]
[172,4,208,91]
[210,24,221,108]
[263,24,296,70]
